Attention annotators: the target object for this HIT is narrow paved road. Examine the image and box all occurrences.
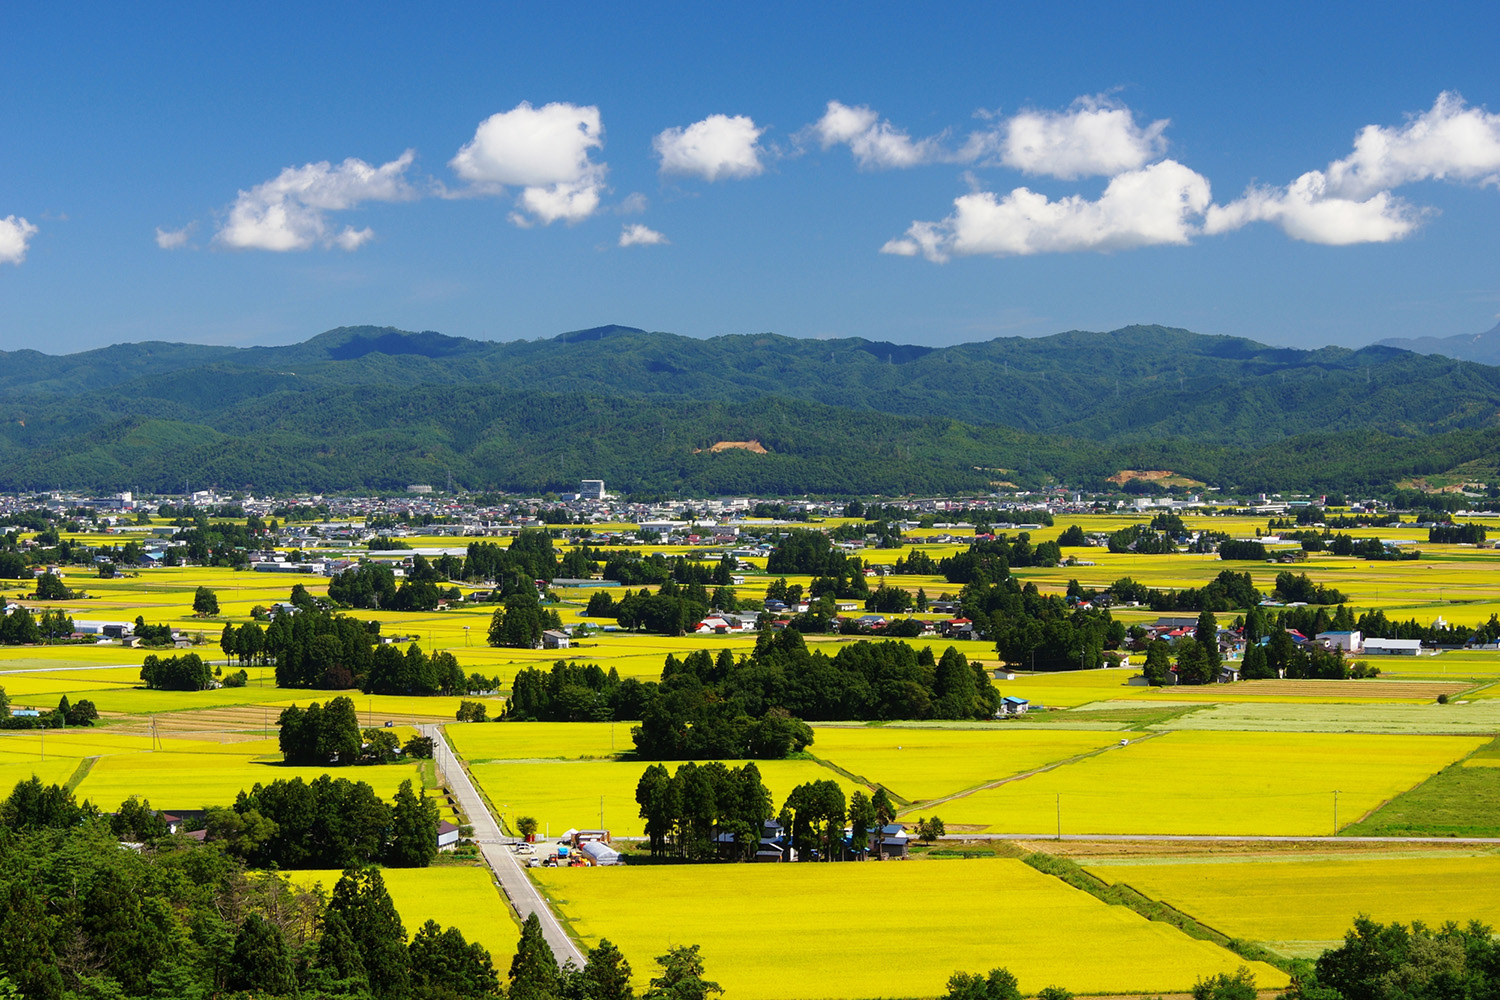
[419,725,584,968]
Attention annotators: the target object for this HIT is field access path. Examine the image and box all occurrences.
[419,724,585,969]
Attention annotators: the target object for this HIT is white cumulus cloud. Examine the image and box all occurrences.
[0,215,38,265]
[810,101,945,169]
[999,96,1169,179]
[1204,174,1419,245]
[1207,93,1500,245]
[155,223,195,249]
[619,223,668,247]
[215,150,417,251]
[1325,91,1500,199]
[654,114,766,181]
[451,101,607,225]
[882,159,1211,262]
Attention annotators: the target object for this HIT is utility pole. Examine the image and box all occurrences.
[1056,793,1061,840]
[1333,790,1341,834]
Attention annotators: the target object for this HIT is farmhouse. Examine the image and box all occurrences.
[870,823,911,859]
[1316,630,1363,653]
[541,630,571,650]
[995,696,1030,717]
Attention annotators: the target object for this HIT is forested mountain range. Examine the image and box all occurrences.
[1,323,1498,495]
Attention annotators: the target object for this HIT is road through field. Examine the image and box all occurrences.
[420,724,584,969]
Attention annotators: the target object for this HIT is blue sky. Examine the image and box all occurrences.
[2,2,1498,354]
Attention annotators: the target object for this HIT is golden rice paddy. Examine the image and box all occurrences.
[534,859,1288,998]
[1085,854,1500,957]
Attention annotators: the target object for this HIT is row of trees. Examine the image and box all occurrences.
[635,761,902,863]
[139,651,213,691]
[207,775,439,869]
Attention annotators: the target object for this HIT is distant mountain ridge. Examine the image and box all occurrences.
[1378,321,1500,366]
[2,322,1499,494]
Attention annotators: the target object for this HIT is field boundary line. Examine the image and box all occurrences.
[805,755,912,805]
[1024,851,1292,972]
[895,731,1171,817]
[64,756,97,792]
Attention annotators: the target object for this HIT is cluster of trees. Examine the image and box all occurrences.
[328,557,462,612]
[1106,523,1178,554]
[626,635,999,759]
[207,775,438,869]
[0,606,37,645]
[0,785,494,1000]
[634,761,774,859]
[1279,530,1419,560]
[956,577,1124,670]
[1239,630,1352,680]
[191,585,219,615]
[461,532,559,585]
[938,535,1062,584]
[1218,539,1268,560]
[1273,571,1348,605]
[173,516,258,567]
[0,690,98,728]
[1107,571,1262,614]
[365,643,467,696]
[487,590,564,648]
[766,528,858,576]
[1430,522,1487,544]
[268,608,381,689]
[131,615,176,645]
[635,761,902,864]
[1140,610,1224,686]
[34,571,74,599]
[277,696,432,766]
[221,620,271,664]
[1282,916,1500,1000]
[595,549,736,588]
[139,651,213,691]
[506,661,652,723]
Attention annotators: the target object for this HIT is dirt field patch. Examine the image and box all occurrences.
[695,439,769,453]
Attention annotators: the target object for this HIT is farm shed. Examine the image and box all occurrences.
[541,630,570,650]
[437,820,461,849]
[872,823,910,859]
[1363,638,1422,655]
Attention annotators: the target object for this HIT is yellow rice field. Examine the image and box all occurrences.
[71,740,425,811]
[809,726,1124,803]
[928,730,1483,835]
[534,859,1288,998]
[1085,854,1500,957]
[0,758,83,792]
[297,865,520,963]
